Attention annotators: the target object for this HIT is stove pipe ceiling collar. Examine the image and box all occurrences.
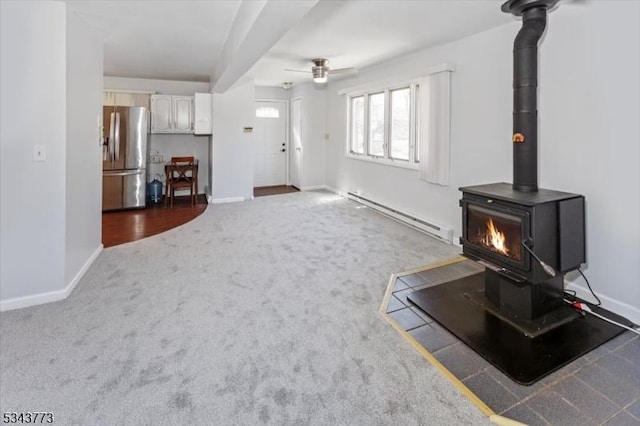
[502,0,559,192]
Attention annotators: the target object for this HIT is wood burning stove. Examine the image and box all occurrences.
[407,0,629,385]
[456,0,587,323]
[460,183,585,320]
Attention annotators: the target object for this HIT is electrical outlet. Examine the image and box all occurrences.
[151,154,164,163]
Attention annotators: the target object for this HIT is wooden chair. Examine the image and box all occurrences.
[165,156,197,206]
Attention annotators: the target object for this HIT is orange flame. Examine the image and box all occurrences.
[486,219,509,255]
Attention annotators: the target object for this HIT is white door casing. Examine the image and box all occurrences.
[253,100,287,187]
[290,97,302,189]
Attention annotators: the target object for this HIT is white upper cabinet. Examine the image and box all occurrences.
[173,96,193,132]
[150,95,173,132]
[194,93,212,135]
[150,95,193,133]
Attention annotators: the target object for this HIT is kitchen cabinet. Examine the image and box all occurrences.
[150,95,193,133]
[150,95,172,132]
[193,93,212,135]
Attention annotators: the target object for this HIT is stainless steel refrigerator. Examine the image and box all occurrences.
[102,106,148,211]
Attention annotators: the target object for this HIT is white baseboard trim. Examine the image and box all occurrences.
[566,280,640,325]
[300,185,332,191]
[0,289,69,312]
[210,196,246,204]
[66,245,103,299]
[319,185,340,194]
[0,244,103,312]
[345,191,454,244]
[331,186,347,196]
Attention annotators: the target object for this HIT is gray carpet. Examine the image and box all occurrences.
[0,191,488,425]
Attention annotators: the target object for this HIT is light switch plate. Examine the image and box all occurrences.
[33,145,46,162]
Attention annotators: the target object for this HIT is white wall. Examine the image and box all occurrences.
[65,8,103,285]
[538,1,639,320]
[255,86,290,100]
[325,25,513,227]
[1,1,67,301]
[103,76,211,194]
[291,82,327,189]
[324,1,640,322]
[211,81,255,201]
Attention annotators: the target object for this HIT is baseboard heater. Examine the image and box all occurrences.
[346,192,453,244]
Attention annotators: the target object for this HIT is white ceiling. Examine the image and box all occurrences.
[64,0,514,88]
[65,0,241,82]
[249,0,513,87]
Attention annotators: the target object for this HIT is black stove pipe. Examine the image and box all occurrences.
[511,8,546,192]
[503,0,558,192]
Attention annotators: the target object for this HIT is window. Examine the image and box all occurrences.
[368,92,385,157]
[347,83,419,168]
[256,106,280,118]
[344,65,453,183]
[350,96,364,154]
[390,88,410,160]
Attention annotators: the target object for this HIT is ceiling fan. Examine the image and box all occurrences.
[285,58,355,84]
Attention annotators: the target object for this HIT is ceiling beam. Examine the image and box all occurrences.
[211,0,318,93]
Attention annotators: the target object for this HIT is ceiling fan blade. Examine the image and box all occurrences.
[285,68,311,73]
[328,67,356,75]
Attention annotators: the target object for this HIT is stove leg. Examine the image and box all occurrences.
[484,268,564,321]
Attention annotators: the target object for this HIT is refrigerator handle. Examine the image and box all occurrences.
[114,111,121,162]
[109,112,116,163]
[103,169,144,177]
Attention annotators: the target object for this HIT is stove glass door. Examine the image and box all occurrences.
[466,204,523,263]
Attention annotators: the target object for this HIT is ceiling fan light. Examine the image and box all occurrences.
[312,66,327,83]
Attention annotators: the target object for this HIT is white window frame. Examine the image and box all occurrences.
[346,82,420,170]
[368,91,386,158]
[389,86,412,162]
[349,95,365,155]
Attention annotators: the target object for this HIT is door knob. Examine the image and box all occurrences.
[282,143,285,146]
[281,148,286,152]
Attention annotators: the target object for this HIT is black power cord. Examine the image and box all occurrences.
[578,268,601,307]
[521,241,556,277]
[521,240,601,307]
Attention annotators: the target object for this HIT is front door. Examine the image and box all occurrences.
[254,100,287,187]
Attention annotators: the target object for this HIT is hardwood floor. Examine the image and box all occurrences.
[253,185,300,197]
[104,187,300,248]
[102,195,207,248]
